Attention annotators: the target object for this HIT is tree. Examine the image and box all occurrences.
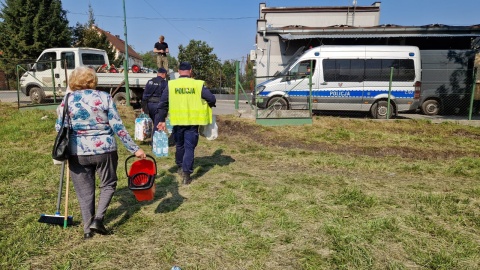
[0,0,71,86]
[177,40,220,87]
[221,60,236,90]
[71,4,121,67]
[244,57,255,92]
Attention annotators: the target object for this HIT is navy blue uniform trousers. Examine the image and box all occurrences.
[173,125,199,174]
[147,102,160,132]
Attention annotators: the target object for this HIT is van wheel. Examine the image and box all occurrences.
[421,99,440,115]
[267,96,288,110]
[30,87,45,104]
[371,100,393,119]
[113,92,127,106]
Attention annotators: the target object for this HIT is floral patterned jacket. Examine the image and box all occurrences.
[55,90,140,156]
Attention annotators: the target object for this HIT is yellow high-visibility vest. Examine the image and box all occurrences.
[168,78,212,125]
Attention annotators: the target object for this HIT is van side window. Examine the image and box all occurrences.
[81,53,106,68]
[365,59,415,81]
[36,52,57,72]
[323,59,364,82]
[290,60,316,79]
[61,52,75,69]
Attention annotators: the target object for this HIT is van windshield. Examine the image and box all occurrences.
[273,46,305,77]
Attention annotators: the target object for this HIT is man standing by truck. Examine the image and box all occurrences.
[153,35,169,69]
[155,62,216,185]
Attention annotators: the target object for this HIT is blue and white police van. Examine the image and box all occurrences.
[254,45,422,119]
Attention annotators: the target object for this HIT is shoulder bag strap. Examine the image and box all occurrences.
[61,93,70,127]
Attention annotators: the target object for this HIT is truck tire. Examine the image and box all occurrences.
[370,100,394,119]
[267,96,289,110]
[421,99,440,116]
[113,92,127,106]
[30,87,46,104]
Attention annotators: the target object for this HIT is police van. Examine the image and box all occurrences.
[254,45,422,118]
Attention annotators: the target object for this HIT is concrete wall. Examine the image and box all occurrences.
[254,2,381,81]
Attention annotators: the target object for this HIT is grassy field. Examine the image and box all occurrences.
[1,102,480,270]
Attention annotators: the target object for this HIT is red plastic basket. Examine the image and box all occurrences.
[125,155,157,201]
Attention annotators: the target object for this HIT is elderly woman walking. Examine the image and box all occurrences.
[55,66,146,239]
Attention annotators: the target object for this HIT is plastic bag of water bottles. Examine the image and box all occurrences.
[134,113,152,142]
[166,116,173,134]
[153,130,169,157]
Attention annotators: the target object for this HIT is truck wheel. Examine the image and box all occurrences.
[30,87,46,104]
[371,100,393,119]
[113,92,127,106]
[267,96,288,110]
[421,99,440,115]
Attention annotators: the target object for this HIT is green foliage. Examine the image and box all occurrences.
[221,60,236,89]
[178,39,220,87]
[168,55,178,71]
[0,0,71,86]
[77,26,117,66]
[140,51,157,70]
[243,59,255,91]
[71,5,119,67]
[140,51,178,71]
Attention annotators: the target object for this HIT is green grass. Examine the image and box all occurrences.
[1,102,480,269]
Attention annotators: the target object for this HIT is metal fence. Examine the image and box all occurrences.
[251,59,480,121]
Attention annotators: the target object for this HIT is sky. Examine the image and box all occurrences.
[59,0,480,62]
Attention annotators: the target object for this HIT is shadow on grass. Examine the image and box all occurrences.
[192,149,235,179]
[107,148,235,226]
[107,171,184,228]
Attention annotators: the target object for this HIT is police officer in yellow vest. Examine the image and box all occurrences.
[155,62,216,185]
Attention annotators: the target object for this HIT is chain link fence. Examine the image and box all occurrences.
[252,54,480,121]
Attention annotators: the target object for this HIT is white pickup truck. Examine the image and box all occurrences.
[19,47,168,106]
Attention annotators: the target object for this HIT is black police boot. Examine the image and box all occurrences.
[183,173,192,185]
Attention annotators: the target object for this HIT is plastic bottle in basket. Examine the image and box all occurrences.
[153,131,168,157]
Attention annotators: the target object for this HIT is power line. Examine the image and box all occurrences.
[67,11,255,22]
[140,0,190,41]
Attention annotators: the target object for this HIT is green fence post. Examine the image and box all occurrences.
[16,65,20,109]
[468,67,477,121]
[122,0,131,106]
[387,67,394,119]
[235,61,240,110]
[309,60,313,117]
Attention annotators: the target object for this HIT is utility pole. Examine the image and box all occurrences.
[122,0,130,105]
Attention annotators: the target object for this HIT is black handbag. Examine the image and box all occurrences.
[52,94,71,161]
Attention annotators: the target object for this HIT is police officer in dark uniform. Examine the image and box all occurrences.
[142,67,168,130]
[155,62,216,185]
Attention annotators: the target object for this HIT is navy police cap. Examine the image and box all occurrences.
[157,67,167,73]
[179,62,192,70]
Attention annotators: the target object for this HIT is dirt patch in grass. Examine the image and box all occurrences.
[217,116,475,160]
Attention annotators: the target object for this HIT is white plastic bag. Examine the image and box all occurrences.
[134,113,153,141]
[199,115,218,141]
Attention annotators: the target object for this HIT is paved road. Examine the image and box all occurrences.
[3,90,480,126]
